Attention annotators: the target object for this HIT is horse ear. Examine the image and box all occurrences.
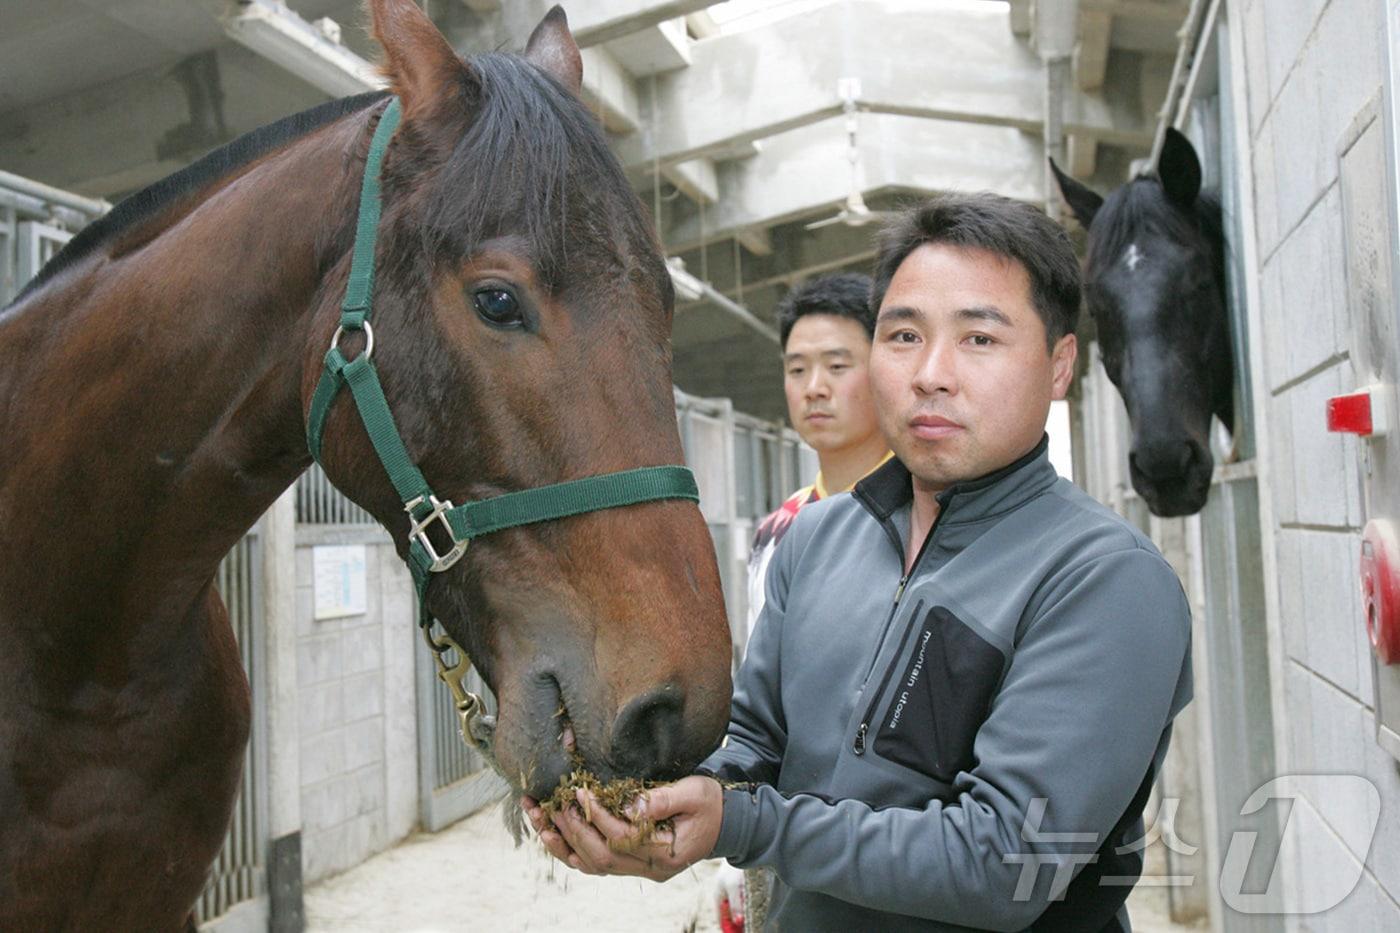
[1158,127,1203,208]
[369,0,469,114]
[1049,157,1104,229]
[524,6,583,96]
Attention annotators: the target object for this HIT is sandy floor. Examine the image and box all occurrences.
[306,798,1204,932]
[306,800,722,933]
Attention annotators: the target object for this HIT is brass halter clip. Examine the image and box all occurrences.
[422,624,493,753]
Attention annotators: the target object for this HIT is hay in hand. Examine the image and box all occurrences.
[537,766,675,853]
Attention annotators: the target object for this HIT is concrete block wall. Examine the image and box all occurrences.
[1239,0,1400,920]
[293,528,420,885]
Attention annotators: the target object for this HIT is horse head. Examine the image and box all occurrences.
[308,0,732,799]
[1051,128,1233,517]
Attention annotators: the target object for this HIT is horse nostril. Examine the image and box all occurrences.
[1130,439,1200,482]
[1182,441,1206,474]
[610,685,685,779]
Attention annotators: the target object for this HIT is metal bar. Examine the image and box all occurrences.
[0,170,110,218]
[694,279,781,345]
[1152,0,1212,156]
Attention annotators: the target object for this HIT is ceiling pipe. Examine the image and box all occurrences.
[668,257,780,345]
[222,0,383,98]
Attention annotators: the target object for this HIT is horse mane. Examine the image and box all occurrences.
[1084,175,1224,279]
[10,91,390,306]
[13,51,660,308]
[419,52,661,292]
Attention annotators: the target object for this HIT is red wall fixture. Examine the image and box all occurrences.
[1362,519,1400,666]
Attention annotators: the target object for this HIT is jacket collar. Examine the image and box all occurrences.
[853,433,1056,528]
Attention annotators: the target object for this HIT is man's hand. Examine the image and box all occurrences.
[520,775,725,881]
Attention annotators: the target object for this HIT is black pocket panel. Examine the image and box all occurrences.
[872,605,1004,783]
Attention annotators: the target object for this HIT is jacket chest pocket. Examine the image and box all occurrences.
[871,605,1005,784]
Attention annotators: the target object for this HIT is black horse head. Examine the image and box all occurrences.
[1051,128,1232,517]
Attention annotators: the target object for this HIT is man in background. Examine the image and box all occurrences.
[744,272,890,640]
[727,272,890,930]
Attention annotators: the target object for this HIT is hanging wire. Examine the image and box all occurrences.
[734,237,744,305]
[650,75,663,246]
[699,196,708,284]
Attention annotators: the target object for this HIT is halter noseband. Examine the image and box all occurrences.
[304,98,700,754]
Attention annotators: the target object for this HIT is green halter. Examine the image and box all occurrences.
[305,98,700,750]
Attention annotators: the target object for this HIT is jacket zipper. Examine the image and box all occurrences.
[852,494,950,756]
[854,598,924,755]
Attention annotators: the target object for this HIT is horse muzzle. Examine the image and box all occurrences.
[1129,435,1213,516]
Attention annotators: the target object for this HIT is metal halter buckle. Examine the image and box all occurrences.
[330,320,375,360]
[406,494,468,572]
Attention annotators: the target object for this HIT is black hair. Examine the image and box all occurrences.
[870,192,1081,349]
[776,271,875,349]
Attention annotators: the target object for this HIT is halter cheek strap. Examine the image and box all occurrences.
[304,97,700,753]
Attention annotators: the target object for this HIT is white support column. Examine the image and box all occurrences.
[261,488,301,840]
[260,487,304,928]
[1037,1,1080,220]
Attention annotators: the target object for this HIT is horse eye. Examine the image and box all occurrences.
[472,288,522,327]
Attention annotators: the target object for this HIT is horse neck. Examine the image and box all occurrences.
[0,108,373,654]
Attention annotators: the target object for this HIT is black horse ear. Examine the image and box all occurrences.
[525,6,583,96]
[1049,158,1104,229]
[1158,127,1203,208]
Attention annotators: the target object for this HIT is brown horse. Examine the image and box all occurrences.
[0,2,731,928]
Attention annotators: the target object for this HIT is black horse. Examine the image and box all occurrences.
[1050,128,1232,517]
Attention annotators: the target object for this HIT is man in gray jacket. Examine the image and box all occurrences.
[525,192,1193,933]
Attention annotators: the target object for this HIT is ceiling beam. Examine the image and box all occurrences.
[737,227,773,257]
[1079,0,1188,25]
[673,219,888,302]
[222,0,381,98]
[579,45,641,133]
[603,18,691,76]
[615,0,1151,172]
[492,0,717,49]
[1009,0,1032,36]
[659,113,1044,254]
[1075,10,1113,91]
[1068,134,1099,177]
[662,157,718,203]
[0,44,327,198]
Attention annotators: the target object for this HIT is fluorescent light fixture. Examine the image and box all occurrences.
[223,0,385,98]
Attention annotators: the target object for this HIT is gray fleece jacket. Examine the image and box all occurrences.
[700,437,1193,932]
